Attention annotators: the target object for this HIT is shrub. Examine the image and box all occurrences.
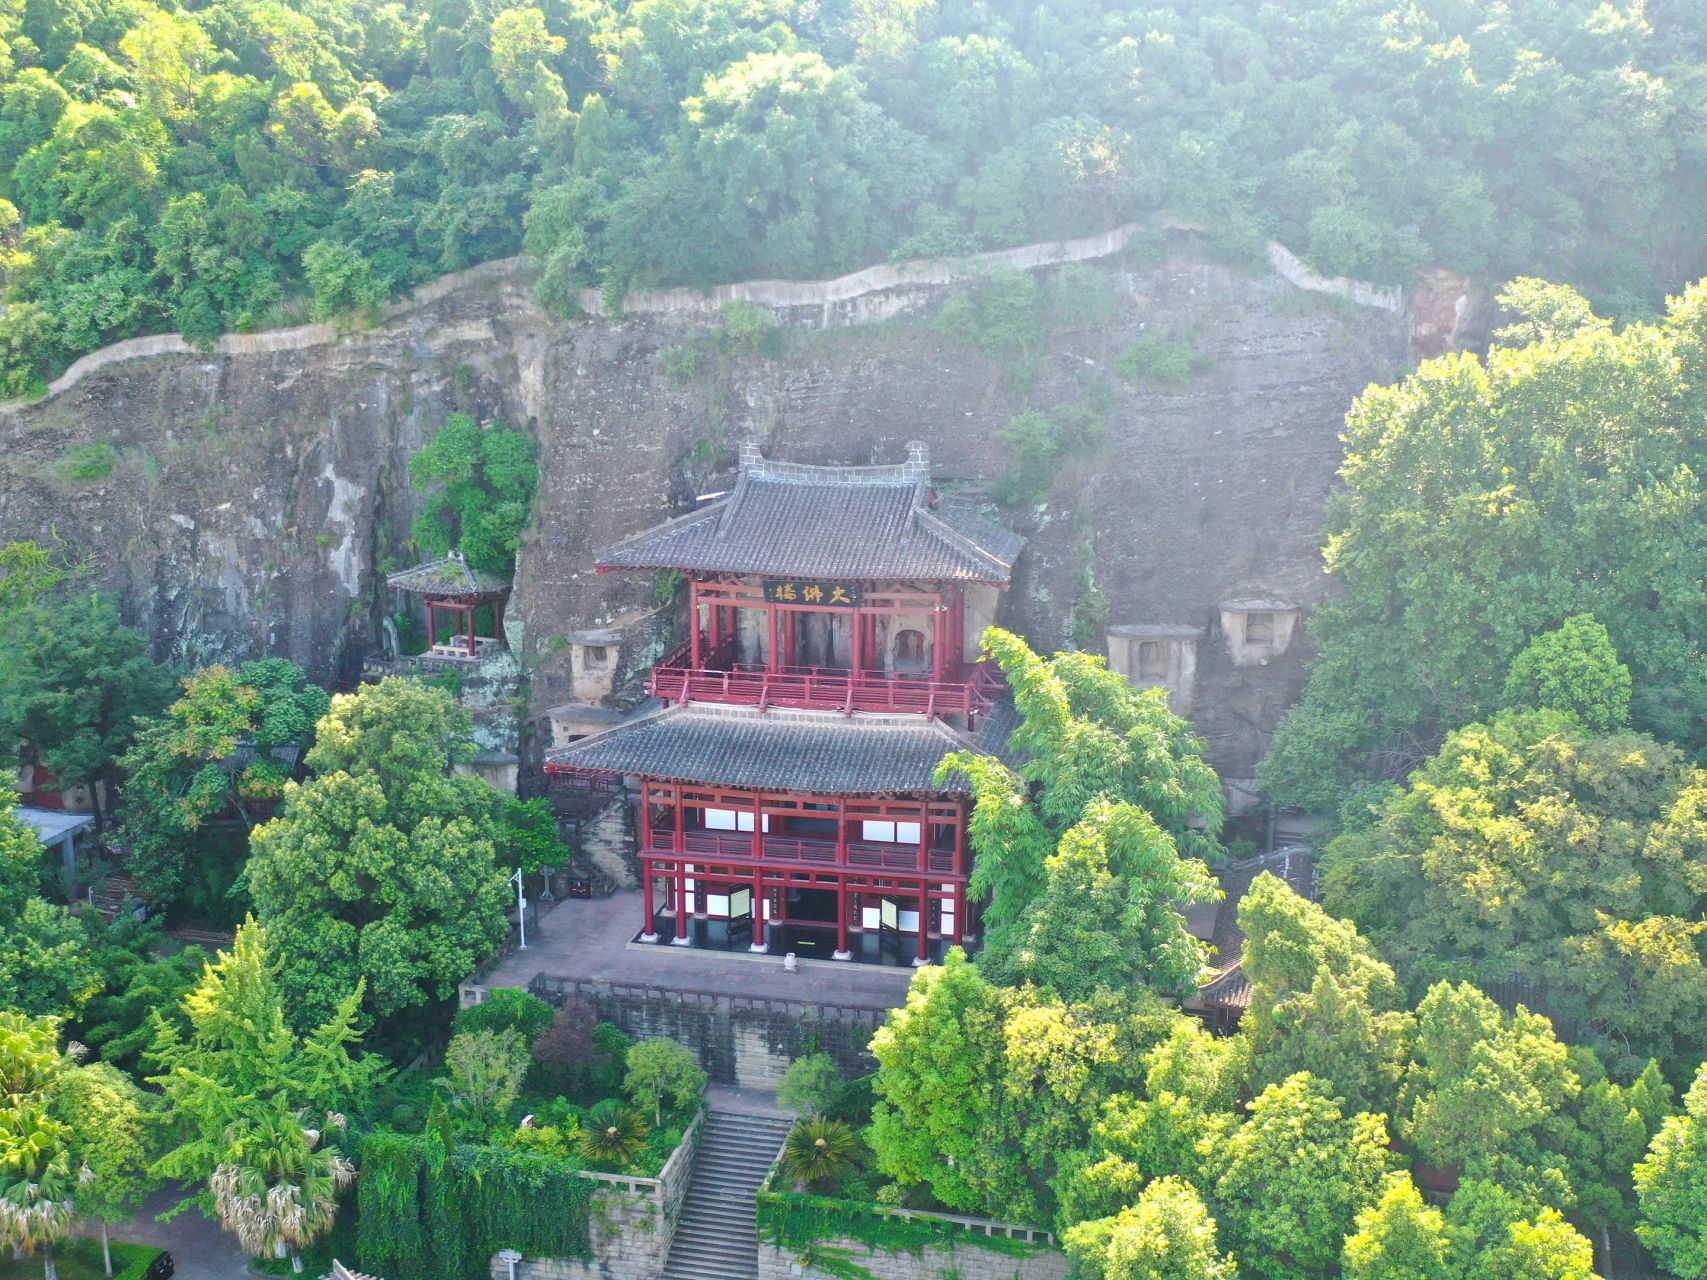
[304,240,390,324]
[778,1053,844,1118]
[453,989,557,1048]
[57,442,118,480]
[781,1117,862,1192]
[623,1037,708,1125]
[1117,336,1208,387]
[531,997,604,1096]
[591,1023,632,1096]
[578,1100,650,1165]
[659,345,706,382]
[435,1028,529,1125]
[715,302,780,356]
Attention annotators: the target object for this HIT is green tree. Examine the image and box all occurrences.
[777,1053,842,1118]
[244,679,512,1028]
[0,1098,77,1280]
[1238,873,1412,1117]
[1502,615,1632,730]
[869,948,1006,1213]
[0,593,175,829]
[409,414,539,576]
[434,1029,528,1127]
[0,539,87,613]
[1447,1180,1597,1280]
[1634,1061,1707,1278]
[1321,709,1707,1069]
[119,660,329,902]
[1263,286,1707,809]
[210,1098,353,1271]
[1341,1173,1452,1280]
[56,1062,154,1277]
[1403,981,1578,1175]
[146,918,388,1218]
[937,629,1222,996]
[1210,1072,1393,1280]
[622,1038,706,1126]
[1064,1175,1235,1280]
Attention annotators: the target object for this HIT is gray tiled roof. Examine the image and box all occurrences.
[543,703,982,794]
[386,552,509,597]
[595,443,1023,583]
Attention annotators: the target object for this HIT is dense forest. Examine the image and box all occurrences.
[0,0,1704,393]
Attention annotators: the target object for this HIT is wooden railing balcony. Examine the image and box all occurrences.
[648,641,1003,719]
[647,827,962,877]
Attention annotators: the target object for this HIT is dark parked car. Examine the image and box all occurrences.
[146,1252,175,1280]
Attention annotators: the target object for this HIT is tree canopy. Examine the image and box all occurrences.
[0,0,1704,392]
[119,658,329,903]
[1261,283,1707,810]
[937,628,1222,1000]
[244,677,512,1029]
[0,593,175,827]
[1320,709,1707,1072]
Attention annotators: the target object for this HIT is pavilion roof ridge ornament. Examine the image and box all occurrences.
[386,549,510,597]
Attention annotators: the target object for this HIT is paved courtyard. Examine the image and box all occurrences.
[483,890,916,1007]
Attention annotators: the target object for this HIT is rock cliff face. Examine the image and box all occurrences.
[0,246,1410,793]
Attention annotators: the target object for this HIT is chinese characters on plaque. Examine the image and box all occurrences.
[762,580,864,608]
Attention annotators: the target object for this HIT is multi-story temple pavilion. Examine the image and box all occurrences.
[543,441,1024,964]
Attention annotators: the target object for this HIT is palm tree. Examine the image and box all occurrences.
[0,1102,78,1280]
[211,1103,354,1274]
[781,1117,861,1192]
[576,1101,649,1167]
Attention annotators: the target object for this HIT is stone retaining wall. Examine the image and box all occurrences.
[758,1237,1072,1280]
[528,976,889,1087]
[489,1112,700,1280]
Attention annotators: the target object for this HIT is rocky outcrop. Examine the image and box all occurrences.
[0,238,1411,789]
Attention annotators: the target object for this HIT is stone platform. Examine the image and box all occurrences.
[481,890,916,1007]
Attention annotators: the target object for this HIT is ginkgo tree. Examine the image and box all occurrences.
[147,916,388,1256]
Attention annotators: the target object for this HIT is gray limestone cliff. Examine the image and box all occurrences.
[0,242,1420,795]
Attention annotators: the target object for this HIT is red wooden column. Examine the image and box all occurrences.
[950,880,964,945]
[767,606,779,673]
[915,879,931,965]
[835,876,852,959]
[640,858,657,941]
[835,799,849,866]
[709,595,721,658]
[916,802,929,872]
[672,856,691,945]
[466,602,475,655]
[689,579,702,669]
[426,600,437,649]
[932,604,945,684]
[783,609,796,667]
[851,607,863,675]
[673,784,685,851]
[752,863,766,952]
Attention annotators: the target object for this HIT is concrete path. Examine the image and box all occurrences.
[74,1187,252,1280]
[483,891,916,1007]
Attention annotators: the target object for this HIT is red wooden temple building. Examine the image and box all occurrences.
[543,441,1024,964]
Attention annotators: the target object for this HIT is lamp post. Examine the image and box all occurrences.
[510,866,528,950]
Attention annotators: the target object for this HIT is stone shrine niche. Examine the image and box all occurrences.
[566,628,624,702]
[1106,624,1205,715]
[1217,599,1299,667]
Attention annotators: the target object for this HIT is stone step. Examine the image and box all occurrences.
[660,1110,797,1280]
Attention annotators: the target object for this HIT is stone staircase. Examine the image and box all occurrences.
[662,1108,793,1280]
